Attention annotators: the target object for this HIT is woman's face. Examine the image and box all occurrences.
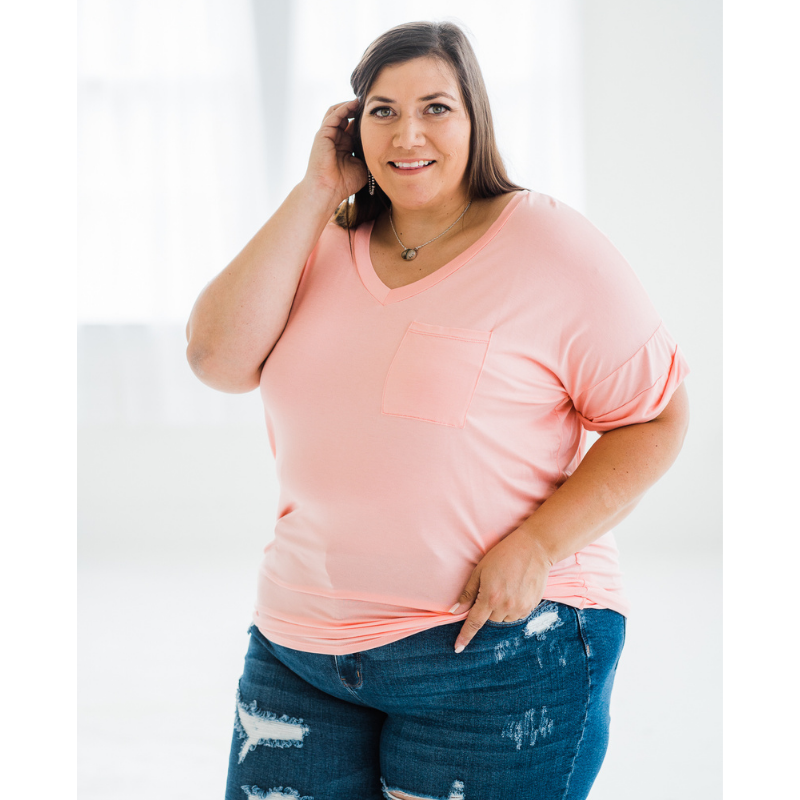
[360,56,471,210]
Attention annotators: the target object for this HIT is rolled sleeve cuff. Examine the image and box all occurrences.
[572,322,691,432]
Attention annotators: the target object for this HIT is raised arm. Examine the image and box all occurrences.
[185,99,366,393]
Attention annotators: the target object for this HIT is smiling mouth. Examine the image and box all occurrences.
[388,161,436,172]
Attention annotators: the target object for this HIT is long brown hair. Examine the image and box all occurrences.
[333,20,527,242]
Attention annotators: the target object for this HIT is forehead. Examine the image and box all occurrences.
[368,56,460,96]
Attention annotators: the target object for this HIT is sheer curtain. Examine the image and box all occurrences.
[77,0,584,424]
[78,0,270,325]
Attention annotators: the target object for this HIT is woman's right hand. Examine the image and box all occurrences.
[302,99,368,204]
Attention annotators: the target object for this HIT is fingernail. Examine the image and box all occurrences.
[454,643,465,654]
[448,603,460,614]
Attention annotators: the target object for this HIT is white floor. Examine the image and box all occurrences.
[78,547,720,800]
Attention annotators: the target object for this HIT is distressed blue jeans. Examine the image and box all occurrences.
[225,600,626,800]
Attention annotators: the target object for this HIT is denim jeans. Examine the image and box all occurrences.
[225,600,626,800]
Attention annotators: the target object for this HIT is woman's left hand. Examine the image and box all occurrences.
[450,527,553,653]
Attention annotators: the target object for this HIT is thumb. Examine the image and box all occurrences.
[449,569,481,614]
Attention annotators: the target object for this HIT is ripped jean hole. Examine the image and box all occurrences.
[241,787,313,800]
[234,690,310,763]
[381,776,465,800]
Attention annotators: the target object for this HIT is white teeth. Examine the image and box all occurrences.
[392,160,433,169]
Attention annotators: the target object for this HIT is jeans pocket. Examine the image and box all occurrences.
[482,599,549,628]
[382,321,492,427]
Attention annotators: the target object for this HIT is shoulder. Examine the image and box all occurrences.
[317,216,358,249]
[506,189,597,238]
[298,218,358,283]
[509,191,634,276]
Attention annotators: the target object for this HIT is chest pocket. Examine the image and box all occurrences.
[382,321,492,428]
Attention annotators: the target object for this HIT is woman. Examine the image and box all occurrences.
[186,20,690,800]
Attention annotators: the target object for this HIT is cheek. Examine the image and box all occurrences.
[358,125,369,149]
[442,126,471,158]
[359,133,378,163]
[445,139,470,162]
[360,127,386,158]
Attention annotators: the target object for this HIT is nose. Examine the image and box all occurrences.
[392,114,425,150]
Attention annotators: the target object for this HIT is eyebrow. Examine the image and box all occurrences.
[366,92,458,105]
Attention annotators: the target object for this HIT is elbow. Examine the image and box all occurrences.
[186,341,212,382]
[185,343,262,394]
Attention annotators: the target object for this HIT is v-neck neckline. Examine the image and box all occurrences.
[354,190,529,306]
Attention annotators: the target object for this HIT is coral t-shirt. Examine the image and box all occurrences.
[252,189,690,655]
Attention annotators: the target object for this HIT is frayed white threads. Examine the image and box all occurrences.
[241,786,313,800]
[381,777,465,800]
[501,707,555,751]
[234,693,309,763]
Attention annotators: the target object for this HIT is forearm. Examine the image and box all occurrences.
[518,416,689,566]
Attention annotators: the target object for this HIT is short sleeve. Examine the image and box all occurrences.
[570,321,690,431]
[544,200,691,432]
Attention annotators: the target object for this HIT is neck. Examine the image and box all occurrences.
[382,191,474,246]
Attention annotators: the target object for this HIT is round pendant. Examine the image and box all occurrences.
[401,248,418,261]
